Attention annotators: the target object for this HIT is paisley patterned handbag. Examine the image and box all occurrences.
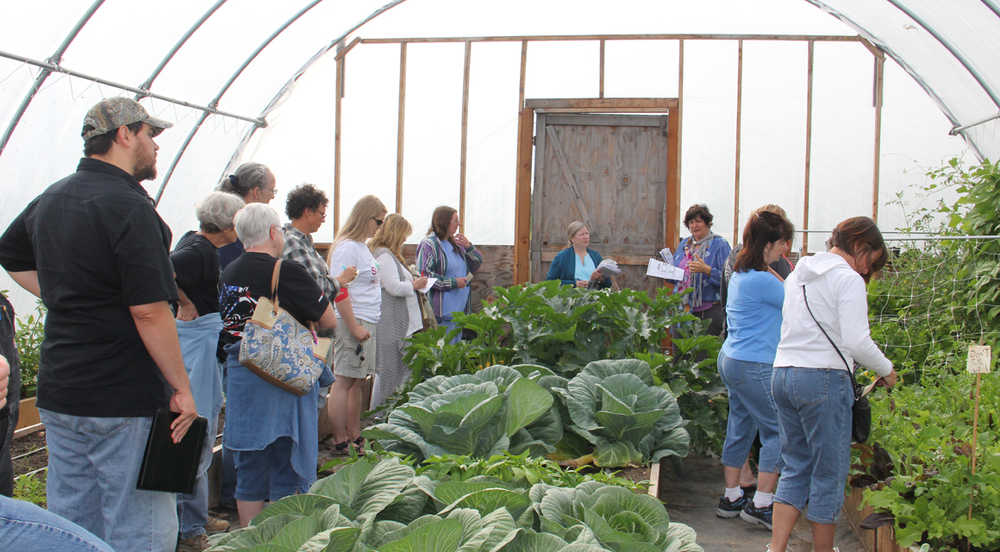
[239,260,332,396]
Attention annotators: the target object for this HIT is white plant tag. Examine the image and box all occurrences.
[967,345,992,374]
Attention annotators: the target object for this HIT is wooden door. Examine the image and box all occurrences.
[531,113,669,296]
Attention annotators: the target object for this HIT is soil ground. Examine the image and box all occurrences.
[661,455,865,552]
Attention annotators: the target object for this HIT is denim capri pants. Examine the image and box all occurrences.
[717,351,782,473]
[771,366,853,524]
[233,437,307,502]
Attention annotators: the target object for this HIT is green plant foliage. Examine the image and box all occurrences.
[550,360,690,467]
[856,158,1000,551]
[13,472,46,507]
[402,282,696,382]
[364,365,556,462]
[206,456,704,552]
[399,283,725,455]
[14,300,45,398]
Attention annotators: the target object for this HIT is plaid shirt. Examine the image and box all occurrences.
[281,223,337,300]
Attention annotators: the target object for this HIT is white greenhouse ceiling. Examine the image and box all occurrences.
[0,0,996,314]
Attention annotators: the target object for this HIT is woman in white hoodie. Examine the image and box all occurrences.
[768,217,898,552]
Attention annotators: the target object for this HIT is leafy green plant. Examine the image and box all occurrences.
[549,359,690,467]
[855,158,1000,551]
[364,365,556,463]
[416,451,648,493]
[403,282,695,382]
[207,456,704,552]
[14,300,45,398]
[13,472,46,507]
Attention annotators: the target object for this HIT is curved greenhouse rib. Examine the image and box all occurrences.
[887,0,1000,110]
[154,0,326,205]
[220,0,409,178]
[804,0,985,160]
[0,0,104,156]
[0,49,265,126]
[136,0,228,95]
[981,0,1000,18]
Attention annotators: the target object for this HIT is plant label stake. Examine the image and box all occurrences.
[965,344,990,521]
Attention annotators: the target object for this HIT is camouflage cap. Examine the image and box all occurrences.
[81,97,173,140]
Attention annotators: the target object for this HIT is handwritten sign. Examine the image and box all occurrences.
[967,345,992,374]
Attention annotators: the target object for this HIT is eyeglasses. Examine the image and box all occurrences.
[372,217,384,226]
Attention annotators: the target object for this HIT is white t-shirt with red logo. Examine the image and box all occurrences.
[329,239,381,323]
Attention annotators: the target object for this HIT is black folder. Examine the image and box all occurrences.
[136,409,208,494]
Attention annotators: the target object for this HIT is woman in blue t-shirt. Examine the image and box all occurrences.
[715,210,794,529]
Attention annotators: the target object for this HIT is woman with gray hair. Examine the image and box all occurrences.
[218,203,338,528]
[170,191,244,550]
[217,162,277,270]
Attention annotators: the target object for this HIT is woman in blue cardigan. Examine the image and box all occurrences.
[546,221,611,289]
[673,204,731,335]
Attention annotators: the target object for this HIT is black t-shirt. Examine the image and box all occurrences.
[171,231,221,315]
[0,158,176,417]
[219,253,328,351]
[218,239,244,270]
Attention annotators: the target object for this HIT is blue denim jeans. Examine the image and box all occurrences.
[233,437,306,501]
[175,315,225,538]
[0,495,113,552]
[39,409,178,552]
[176,407,220,538]
[718,352,782,473]
[771,367,853,524]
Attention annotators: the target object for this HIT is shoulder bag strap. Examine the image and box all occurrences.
[802,285,860,390]
[270,259,282,313]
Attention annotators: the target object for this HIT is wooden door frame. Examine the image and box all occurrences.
[513,98,681,284]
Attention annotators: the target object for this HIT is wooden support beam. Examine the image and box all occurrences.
[514,108,534,284]
[396,43,407,214]
[733,40,743,246]
[667,98,681,251]
[460,40,472,226]
[519,40,527,110]
[673,39,684,250]
[334,37,362,60]
[526,98,674,112]
[360,33,862,44]
[334,54,344,234]
[599,39,606,99]
[803,41,814,256]
[872,52,885,223]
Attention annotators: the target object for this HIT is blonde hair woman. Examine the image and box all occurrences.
[544,221,611,289]
[368,214,427,408]
[326,195,387,453]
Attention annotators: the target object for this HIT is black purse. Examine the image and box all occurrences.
[802,285,871,443]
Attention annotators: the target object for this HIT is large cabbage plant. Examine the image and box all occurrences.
[207,456,703,552]
[364,365,558,462]
[551,359,690,467]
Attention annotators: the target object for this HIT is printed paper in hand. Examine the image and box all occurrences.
[596,259,622,275]
[418,277,437,294]
[659,248,673,263]
[646,258,685,281]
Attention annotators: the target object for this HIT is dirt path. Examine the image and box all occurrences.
[660,456,864,552]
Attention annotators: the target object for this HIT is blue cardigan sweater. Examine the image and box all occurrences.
[546,247,611,288]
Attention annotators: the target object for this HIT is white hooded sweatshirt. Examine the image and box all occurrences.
[773,251,892,377]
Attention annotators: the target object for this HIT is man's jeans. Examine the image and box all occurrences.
[40,409,178,552]
[0,495,113,552]
[177,407,219,538]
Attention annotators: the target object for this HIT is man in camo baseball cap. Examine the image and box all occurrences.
[81,97,172,140]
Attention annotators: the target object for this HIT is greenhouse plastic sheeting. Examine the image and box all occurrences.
[0,0,995,270]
